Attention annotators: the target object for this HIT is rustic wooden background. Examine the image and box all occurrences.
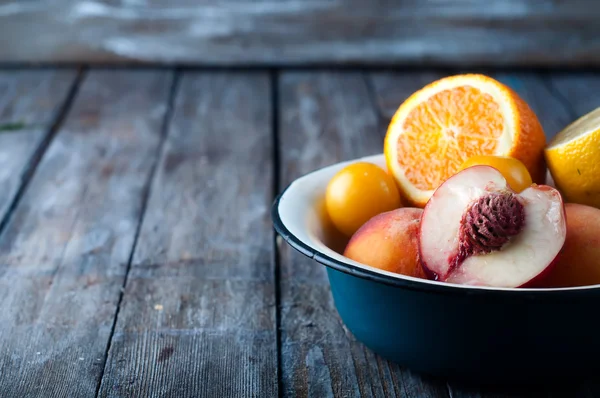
[1,0,599,66]
[2,1,600,396]
[2,67,600,397]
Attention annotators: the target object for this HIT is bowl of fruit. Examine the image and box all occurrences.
[272,74,600,385]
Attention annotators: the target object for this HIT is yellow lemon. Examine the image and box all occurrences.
[545,107,600,209]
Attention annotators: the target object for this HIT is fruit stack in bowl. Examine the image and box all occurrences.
[326,74,600,289]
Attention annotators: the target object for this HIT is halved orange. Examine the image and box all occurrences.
[384,74,547,207]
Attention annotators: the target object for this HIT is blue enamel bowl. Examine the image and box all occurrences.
[272,154,600,386]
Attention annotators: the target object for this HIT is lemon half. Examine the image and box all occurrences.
[545,107,600,209]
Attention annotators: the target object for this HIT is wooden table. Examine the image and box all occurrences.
[0,67,599,397]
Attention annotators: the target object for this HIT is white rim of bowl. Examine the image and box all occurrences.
[273,153,600,294]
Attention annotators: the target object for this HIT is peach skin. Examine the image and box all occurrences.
[541,203,600,288]
[343,208,426,279]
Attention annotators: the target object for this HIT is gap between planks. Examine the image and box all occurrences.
[0,67,85,239]
[94,70,181,398]
[270,69,284,398]
[96,71,277,397]
[541,76,578,121]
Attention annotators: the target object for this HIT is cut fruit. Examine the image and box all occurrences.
[544,107,600,209]
[419,165,566,288]
[384,74,547,207]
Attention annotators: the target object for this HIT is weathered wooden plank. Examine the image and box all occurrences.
[547,72,600,120]
[278,71,450,397]
[0,70,78,125]
[98,72,277,397]
[1,1,599,66]
[367,71,448,123]
[0,69,79,224]
[0,70,173,397]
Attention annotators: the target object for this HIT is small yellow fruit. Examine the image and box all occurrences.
[325,162,402,237]
[459,155,533,192]
[545,107,600,209]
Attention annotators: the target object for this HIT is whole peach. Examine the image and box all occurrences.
[541,203,600,288]
[343,208,426,279]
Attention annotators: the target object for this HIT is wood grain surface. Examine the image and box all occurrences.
[0,67,599,398]
[0,69,79,227]
[548,72,600,119]
[98,72,277,398]
[278,71,450,397]
[1,1,599,66]
[0,70,173,397]
[367,71,448,123]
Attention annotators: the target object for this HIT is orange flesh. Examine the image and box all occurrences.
[398,86,505,190]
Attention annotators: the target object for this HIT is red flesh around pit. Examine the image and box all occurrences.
[418,165,566,288]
